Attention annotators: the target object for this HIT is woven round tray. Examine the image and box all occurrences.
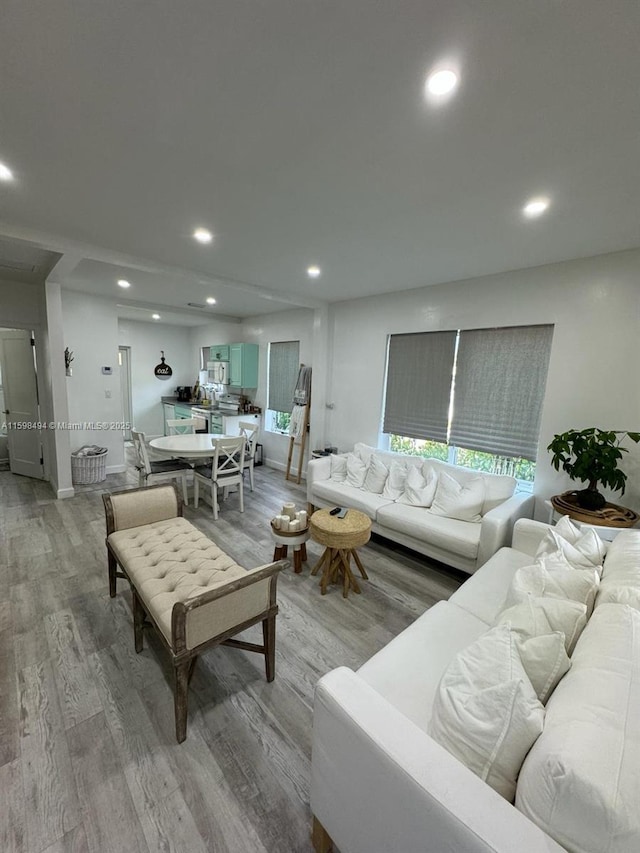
[270,519,309,537]
[551,492,640,528]
[309,508,372,549]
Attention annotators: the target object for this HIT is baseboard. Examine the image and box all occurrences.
[265,459,307,480]
[56,486,75,499]
[106,464,127,474]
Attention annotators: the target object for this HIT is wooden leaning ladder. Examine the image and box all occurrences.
[285,401,310,485]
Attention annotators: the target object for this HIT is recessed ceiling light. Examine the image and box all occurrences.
[522,197,550,218]
[117,279,131,289]
[307,265,321,278]
[193,228,213,244]
[206,297,217,305]
[152,313,160,320]
[0,162,14,182]
[425,68,459,100]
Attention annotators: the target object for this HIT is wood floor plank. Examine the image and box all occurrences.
[18,660,81,852]
[10,581,51,671]
[67,713,149,853]
[140,677,270,853]
[0,628,20,767]
[45,611,104,730]
[0,759,26,853]
[138,789,210,853]
[40,824,90,853]
[88,645,181,817]
[1,455,462,853]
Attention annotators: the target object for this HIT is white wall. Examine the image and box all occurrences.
[326,249,640,516]
[61,290,125,471]
[242,308,315,471]
[118,320,194,437]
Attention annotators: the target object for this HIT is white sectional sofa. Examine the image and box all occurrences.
[310,520,640,853]
[307,443,534,573]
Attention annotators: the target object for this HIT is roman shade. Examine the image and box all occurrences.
[383,331,457,443]
[449,325,553,461]
[268,340,300,414]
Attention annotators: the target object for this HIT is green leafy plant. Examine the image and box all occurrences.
[548,428,640,509]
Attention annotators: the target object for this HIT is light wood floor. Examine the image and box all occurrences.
[0,457,463,853]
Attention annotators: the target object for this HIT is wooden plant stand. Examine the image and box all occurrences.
[551,491,640,528]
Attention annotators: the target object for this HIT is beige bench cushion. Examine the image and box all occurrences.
[108,517,247,645]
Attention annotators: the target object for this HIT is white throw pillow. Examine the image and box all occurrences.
[329,455,347,482]
[516,604,640,853]
[382,461,408,501]
[429,623,545,802]
[345,453,368,489]
[397,464,438,507]
[505,560,600,616]
[430,471,485,522]
[510,631,571,705]
[536,523,606,574]
[497,595,588,655]
[362,455,389,494]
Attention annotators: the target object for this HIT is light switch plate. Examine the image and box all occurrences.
[101,366,113,375]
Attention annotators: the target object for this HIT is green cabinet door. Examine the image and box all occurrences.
[229,343,259,388]
[210,345,230,361]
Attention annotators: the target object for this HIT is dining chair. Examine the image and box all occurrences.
[193,436,245,520]
[131,429,191,504]
[166,418,197,435]
[239,420,259,491]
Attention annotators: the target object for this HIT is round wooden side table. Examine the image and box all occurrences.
[270,522,309,573]
[309,508,372,598]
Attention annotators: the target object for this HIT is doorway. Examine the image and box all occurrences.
[0,327,45,479]
[118,346,133,441]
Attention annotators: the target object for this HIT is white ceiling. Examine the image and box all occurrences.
[0,0,638,320]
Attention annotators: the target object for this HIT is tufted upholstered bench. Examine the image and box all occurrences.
[103,483,287,742]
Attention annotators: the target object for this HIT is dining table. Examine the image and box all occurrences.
[149,433,237,459]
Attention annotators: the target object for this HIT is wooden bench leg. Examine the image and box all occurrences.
[263,614,276,682]
[132,590,145,652]
[108,551,118,598]
[300,542,307,561]
[312,816,334,852]
[174,660,190,743]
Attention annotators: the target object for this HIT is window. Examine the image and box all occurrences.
[384,325,553,488]
[267,340,300,433]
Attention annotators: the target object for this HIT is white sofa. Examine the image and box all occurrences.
[307,443,534,573]
[311,520,640,853]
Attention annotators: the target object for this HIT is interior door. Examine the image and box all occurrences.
[0,329,44,479]
[118,346,133,441]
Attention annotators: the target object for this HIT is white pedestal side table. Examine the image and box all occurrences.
[270,523,309,573]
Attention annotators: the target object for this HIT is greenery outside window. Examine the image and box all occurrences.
[388,435,536,491]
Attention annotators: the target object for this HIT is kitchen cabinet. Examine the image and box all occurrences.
[229,343,259,389]
[174,404,193,419]
[209,345,230,362]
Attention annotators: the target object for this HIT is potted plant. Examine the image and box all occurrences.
[548,428,640,511]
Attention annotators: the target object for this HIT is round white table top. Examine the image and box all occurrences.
[149,433,237,458]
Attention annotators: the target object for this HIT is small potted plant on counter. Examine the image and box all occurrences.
[548,427,640,526]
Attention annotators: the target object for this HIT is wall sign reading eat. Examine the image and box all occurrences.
[154,351,173,380]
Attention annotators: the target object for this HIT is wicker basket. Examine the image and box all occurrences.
[71,448,108,485]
